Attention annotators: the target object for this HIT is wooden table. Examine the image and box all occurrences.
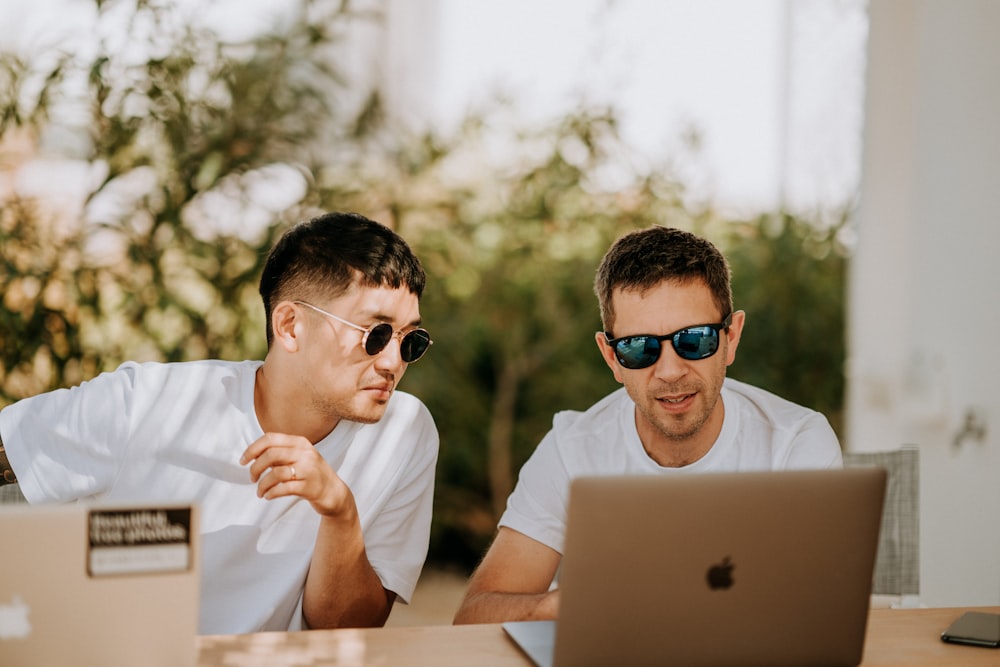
[860,606,1000,666]
[197,606,1000,666]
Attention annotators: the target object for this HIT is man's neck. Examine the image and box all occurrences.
[636,401,725,468]
[253,363,339,444]
[641,437,714,468]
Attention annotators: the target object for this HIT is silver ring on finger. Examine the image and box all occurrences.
[289,465,297,481]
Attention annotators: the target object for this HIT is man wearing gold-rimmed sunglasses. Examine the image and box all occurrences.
[0,212,438,634]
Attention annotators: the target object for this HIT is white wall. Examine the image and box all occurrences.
[847,0,1000,606]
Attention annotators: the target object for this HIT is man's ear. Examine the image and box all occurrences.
[595,331,625,385]
[724,310,746,366]
[271,301,301,352]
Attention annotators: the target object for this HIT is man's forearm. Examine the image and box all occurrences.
[0,434,17,486]
[303,512,395,629]
[453,589,560,625]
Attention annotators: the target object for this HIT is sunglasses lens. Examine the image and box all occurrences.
[614,336,662,370]
[400,329,431,363]
[674,327,719,360]
[363,323,395,356]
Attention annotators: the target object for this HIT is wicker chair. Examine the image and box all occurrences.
[843,445,920,607]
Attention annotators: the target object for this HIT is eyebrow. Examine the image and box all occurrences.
[363,311,423,329]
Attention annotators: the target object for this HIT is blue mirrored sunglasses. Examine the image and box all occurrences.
[604,313,732,369]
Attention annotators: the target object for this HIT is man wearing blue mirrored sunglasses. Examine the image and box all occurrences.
[455,225,842,625]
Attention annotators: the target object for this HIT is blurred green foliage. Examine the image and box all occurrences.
[723,213,849,438]
[0,0,848,571]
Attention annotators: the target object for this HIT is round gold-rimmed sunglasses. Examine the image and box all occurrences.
[294,301,432,363]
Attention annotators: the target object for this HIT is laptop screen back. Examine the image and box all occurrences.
[0,502,199,667]
[552,468,886,667]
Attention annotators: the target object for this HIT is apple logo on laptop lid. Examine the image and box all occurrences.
[0,595,32,640]
[706,556,735,590]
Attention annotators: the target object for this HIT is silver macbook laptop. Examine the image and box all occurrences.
[0,501,199,667]
[504,468,886,667]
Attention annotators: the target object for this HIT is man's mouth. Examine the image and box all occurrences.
[657,392,695,408]
[363,372,396,394]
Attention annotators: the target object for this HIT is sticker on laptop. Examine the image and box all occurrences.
[87,507,193,577]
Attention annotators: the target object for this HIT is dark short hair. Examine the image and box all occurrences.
[594,226,732,333]
[259,212,426,345]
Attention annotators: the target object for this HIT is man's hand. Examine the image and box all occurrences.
[240,433,351,518]
[0,435,18,486]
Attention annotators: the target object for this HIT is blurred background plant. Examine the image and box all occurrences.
[0,0,848,572]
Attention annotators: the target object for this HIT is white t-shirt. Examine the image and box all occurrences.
[0,360,438,634]
[500,378,842,555]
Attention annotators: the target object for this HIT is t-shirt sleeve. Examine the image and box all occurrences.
[498,426,572,555]
[0,363,139,503]
[781,411,844,470]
